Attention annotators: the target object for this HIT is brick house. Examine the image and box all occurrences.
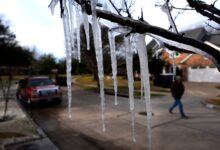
[147,27,220,82]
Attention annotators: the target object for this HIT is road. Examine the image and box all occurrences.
[26,82,220,150]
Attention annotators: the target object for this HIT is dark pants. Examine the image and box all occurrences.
[169,97,186,117]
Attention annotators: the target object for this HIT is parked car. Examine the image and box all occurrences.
[153,74,173,88]
[16,76,62,104]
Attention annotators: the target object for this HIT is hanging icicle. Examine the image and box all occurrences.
[68,0,76,55]
[108,31,118,105]
[136,34,152,150]
[130,34,144,100]
[61,0,73,118]
[140,71,144,100]
[75,6,81,62]
[48,0,59,15]
[125,35,136,142]
[91,0,106,132]
[82,3,90,50]
[172,52,177,81]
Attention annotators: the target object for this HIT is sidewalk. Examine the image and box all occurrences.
[0,88,58,150]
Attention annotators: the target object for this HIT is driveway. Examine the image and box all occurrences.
[27,82,220,150]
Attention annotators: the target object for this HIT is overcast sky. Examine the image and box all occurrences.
[0,0,218,59]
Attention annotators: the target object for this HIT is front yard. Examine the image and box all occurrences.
[74,75,170,98]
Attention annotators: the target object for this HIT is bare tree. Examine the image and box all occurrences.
[0,68,13,119]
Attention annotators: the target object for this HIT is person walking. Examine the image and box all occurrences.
[169,76,188,119]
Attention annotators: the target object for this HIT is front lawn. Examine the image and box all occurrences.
[74,75,169,98]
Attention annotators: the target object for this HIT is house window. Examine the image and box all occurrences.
[175,52,180,58]
[169,52,180,58]
[203,56,208,60]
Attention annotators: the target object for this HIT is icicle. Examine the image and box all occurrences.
[62,0,72,118]
[108,31,118,105]
[155,50,159,59]
[82,5,90,50]
[75,6,81,62]
[172,52,176,81]
[136,34,152,150]
[68,0,75,53]
[48,0,59,15]
[125,36,136,143]
[91,0,106,132]
[140,72,144,100]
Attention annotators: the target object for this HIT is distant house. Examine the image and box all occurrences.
[147,27,220,83]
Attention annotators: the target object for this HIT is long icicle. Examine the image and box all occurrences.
[136,34,152,150]
[125,35,136,142]
[62,0,73,118]
[82,4,90,50]
[91,0,106,132]
[140,68,144,100]
[68,0,75,53]
[75,6,81,62]
[108,31,118,105]
[172,52,176,81]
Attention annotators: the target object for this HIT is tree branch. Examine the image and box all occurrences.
[187,0,220,24]
[108,0,122,16]
[123,0,132,18]
[74,0,220,71]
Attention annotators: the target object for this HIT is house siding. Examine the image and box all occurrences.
[188,67,220,82]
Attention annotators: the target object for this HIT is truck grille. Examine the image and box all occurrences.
[39,89,57,96]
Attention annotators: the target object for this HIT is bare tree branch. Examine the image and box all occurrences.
[187,0,220,24]
[73,0,220,70]
[205,21,220,30]
[123,0,132,18]
[155,4,194,11]
[108,0,122,16]
[213,0,218,6]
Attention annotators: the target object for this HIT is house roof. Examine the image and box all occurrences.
[182,27,206,41]
[204,34,220,46]
[147,27,220,50]
[162,50,214,67]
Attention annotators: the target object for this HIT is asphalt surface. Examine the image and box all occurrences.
[7,82,220,150]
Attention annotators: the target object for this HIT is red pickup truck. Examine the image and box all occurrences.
[16,76,62,104]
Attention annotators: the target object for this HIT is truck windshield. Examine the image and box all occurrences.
[28,78,53,87]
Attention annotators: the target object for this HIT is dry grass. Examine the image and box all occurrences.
[74,75,169,97]
[206,98,220,105]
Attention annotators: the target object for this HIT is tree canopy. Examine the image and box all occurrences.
[0,17,34,67]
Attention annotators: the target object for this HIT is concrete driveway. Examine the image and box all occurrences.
[28,82,220,150]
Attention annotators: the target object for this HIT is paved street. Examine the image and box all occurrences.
[27,82,220,150]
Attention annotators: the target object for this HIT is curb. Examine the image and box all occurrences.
[200,100,220,109]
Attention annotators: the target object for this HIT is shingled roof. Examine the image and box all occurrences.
[147,27,220,50]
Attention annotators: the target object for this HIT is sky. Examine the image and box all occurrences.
[0,0,219,59]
